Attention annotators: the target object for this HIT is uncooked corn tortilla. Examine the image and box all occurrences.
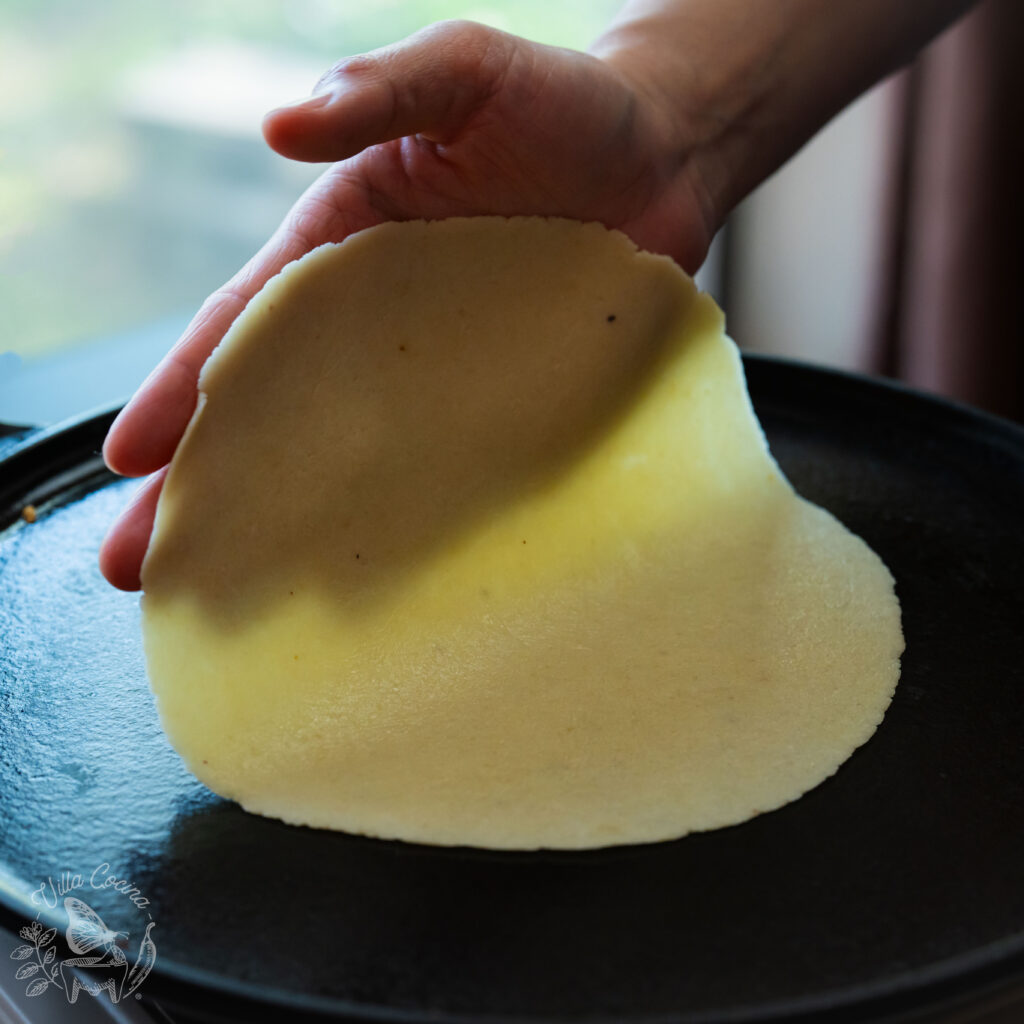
[140,216,903,849]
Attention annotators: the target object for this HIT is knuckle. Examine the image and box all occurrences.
[431,18,494,45]
[314,54,376,94]
[315,20,511,94]
[422,19,513,87]
[432,18,501,59]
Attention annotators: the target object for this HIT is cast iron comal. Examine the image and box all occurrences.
[1,357,1023,1023]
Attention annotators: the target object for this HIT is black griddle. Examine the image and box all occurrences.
[1,356,1023,1023]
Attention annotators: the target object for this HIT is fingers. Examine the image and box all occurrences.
[263,20,517,163]
[99,468,168,591]
[102,232,299,477]
[103,169,373,479]
[102,292,245,478]
[105,20,517,481]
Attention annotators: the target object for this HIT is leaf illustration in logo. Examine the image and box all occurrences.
[37,927,56,947]
[124,921,157,998]
[25,978,49,998]
[15,963,39,980]
[9,945,33,960]
[64,897,124,956]
[43,947,55,965]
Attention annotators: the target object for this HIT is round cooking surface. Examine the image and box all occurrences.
[1,358,1023,1023]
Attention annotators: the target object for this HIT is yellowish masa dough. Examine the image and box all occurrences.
[141,217,902,849]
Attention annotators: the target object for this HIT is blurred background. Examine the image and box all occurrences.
[1,0,1019,425]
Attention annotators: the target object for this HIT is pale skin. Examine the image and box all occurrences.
[100,0,976,590]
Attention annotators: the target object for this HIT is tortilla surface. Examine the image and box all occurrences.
[141,217,902,849]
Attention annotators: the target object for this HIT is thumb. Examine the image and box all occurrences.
[263,20,517,163]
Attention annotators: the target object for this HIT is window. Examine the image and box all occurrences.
[1,0,619,424]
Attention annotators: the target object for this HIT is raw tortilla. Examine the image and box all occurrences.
[141,217,902,849]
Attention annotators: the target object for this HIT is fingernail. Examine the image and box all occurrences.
[270,91,335,114]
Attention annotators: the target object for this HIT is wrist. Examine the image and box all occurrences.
[589,5,783,231]
[589,0,976,229]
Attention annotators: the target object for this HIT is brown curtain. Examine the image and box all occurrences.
[869,0,1024,422]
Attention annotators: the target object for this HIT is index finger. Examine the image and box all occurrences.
[102,167,376,478]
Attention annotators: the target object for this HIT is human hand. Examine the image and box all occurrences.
[100,19,719,590]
